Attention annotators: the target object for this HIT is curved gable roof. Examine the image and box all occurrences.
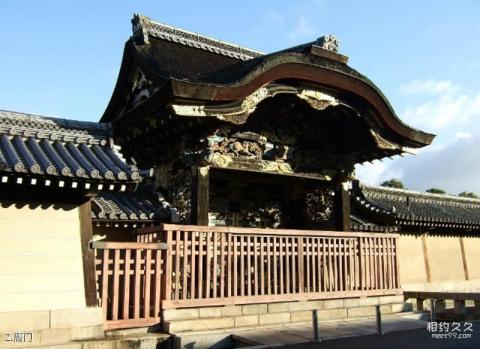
[102,15,434,152]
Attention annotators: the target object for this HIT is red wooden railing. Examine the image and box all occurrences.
[96,225,401,329]
[144,225,400,309]
[93,241,166,330]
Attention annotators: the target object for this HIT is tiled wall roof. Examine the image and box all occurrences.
[92,192,172,227]
[0,110,141,191]
[352,182,480,230]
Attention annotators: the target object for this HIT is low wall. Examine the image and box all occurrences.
[0,307,103,348]
[162,295,408,334]
[398,234,480,292]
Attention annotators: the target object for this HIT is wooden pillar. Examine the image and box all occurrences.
[454,300,466,316]
[416,299,425,311]
[334,181,351,231]
[285,179,305,229]
[459,237,469,281]
[436,300,446,314]
[474,301,480,316]
[421,234,432,283]
[194,166,210,226]
[79,198,97,307]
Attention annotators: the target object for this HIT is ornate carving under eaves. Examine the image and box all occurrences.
[239,87,269,116]
[207,152,294,175]
[209,136,264,158]
[297,89,339,111]
[369,130,398,151]
[209,153,234,168]
[125,69,159,112]
[170,84,340,125]
[171,87,270,125]
[259,160,294,175]
[205,134,294,163]
[369,129,417,155]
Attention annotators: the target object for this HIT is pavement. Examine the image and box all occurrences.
[274,321,480,349]
[232,312,429,346]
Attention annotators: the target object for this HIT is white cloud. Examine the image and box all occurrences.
[355,160,403,186]
[399,79,459,96]
[455,131,471,139]
[287,16,315,42]
[402,93,470,131]
[356,79,480,193]
[398,79,480,132]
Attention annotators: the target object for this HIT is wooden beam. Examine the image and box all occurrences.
[195,166,210,226]
[421,234,432,283]
[141,223,401,238]
[459,237,469,281]
[404,291,480,301]
[79,199,98,307]
[334,181,351,231]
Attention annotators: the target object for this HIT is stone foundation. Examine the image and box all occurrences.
[163,295,411,334]
[0,307,104,348]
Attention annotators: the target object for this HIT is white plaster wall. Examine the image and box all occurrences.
[0,204,86,311]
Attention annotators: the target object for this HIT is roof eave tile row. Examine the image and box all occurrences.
[91,193,172,226]
[0,110,142,190]
[353,182,480,230]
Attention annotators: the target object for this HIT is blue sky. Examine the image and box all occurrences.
[1,1,480,193]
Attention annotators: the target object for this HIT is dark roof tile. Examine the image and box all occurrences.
[352,181,480,231]
[92,191,172,225]
[0,110,141,190]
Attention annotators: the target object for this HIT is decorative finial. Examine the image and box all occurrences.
[131,13,150,44]
[315,35,340,53]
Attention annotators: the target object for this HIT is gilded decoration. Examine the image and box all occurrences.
[297,89,339,110]
[205,134,295,175]
[259,161,293,174]
[171,85,339,125]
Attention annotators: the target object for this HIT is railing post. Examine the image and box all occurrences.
[298,236,304,293]
[312,309,320,342]
[162,230,173,304]
[394,236,400,289]
[430,299,436,322]
[376,304,383,335]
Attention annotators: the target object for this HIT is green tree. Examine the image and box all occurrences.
[458,191,479,198]
[380,178,404,189]
[426,188,446,194]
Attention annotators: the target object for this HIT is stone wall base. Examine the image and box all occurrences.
[0,307,104,348]
[163,294,410,334]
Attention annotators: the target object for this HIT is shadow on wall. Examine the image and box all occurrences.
[0,201,78,211]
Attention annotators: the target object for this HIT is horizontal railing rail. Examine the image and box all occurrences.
[136,223,401,238]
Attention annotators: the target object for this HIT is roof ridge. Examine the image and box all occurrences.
[360,182,480,204]
[131,13,264,61]
[0,109,111,141]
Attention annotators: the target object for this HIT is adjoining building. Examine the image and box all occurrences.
[0,13,478,348]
